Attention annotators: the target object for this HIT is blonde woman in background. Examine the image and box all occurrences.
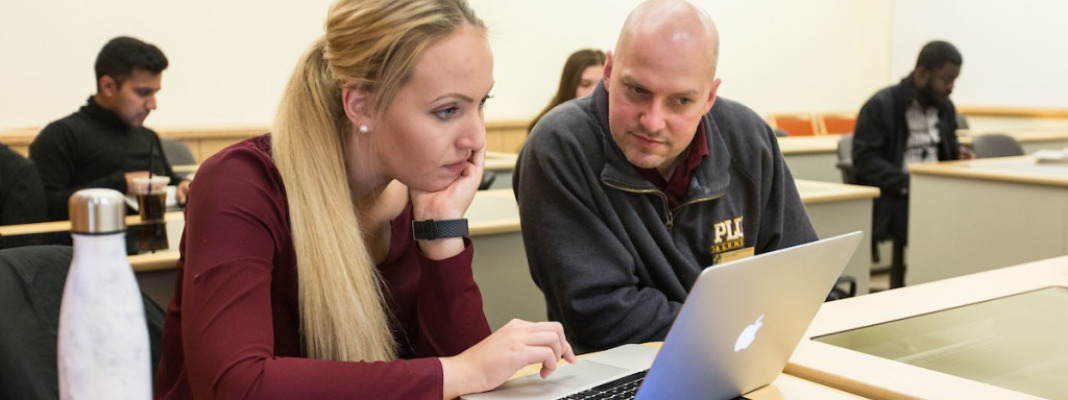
[154,0,574,398]
[528,49,606,134]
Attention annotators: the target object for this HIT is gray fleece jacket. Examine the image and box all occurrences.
[513,83,817,353]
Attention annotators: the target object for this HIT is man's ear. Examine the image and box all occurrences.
[342,86,372,128]
[98,76,118,98]
[914,67,930,86]
[703,78,722,114]
[602,50,614,89]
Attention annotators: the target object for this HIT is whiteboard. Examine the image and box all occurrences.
[890,0,1068,108]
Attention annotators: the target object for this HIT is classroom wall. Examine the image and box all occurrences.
[890,0,1068,110]
[890,0,1068,133]
[2,0,891,131]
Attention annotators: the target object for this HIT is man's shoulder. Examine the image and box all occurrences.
[30,121,75,153]
[198,134,275,178]
[534,99,601,133]
[863,83,900,108]
[855,85,902,126]
[709,97,764,124]
[708,97,775,146]
[517,100,607,191]
[705,97,783,184]
[206,135,272,163]
[525,100,604,154]
[34,110,98,141]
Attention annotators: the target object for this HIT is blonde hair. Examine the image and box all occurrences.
[271,0,485,362]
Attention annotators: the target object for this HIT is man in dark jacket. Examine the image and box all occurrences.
[853,40,971,288]
[514,0,816,353]
[30,36,190,223]
[0,144,48,248]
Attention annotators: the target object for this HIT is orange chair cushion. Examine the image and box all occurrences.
[774,117,816,136]
[822,116,856,134]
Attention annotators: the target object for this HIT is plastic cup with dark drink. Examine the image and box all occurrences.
[131,176,169,221]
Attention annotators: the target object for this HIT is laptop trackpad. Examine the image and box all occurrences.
[462,360,629,399]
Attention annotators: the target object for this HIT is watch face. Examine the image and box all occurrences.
[413,220,440,240]
[418,221,437,240]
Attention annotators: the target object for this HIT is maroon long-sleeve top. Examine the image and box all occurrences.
[154,135,492,399]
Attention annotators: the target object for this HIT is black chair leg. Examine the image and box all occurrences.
[889,239,906,288]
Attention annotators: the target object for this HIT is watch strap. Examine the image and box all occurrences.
[412,219,469,240]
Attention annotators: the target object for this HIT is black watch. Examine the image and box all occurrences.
[412,219,469,240]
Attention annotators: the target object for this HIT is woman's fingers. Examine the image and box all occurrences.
[522,331,563,363]
[538,346,562,378]
[509,321,577,378]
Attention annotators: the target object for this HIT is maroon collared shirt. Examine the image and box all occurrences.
[637,120,710,209]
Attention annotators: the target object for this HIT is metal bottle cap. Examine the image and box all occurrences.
[69,189,127,234]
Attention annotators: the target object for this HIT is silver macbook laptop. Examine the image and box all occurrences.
[463,231,862,400]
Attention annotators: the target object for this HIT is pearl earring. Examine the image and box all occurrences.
[358,125,369,134]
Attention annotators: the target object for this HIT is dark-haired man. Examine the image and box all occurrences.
[30,36,190,222]
[853,40,971,288]
[514,0,816,353]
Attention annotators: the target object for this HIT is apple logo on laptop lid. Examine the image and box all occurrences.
[734,314,764,352]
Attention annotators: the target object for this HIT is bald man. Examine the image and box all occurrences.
[513,0,816,353]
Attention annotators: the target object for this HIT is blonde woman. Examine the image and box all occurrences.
[154,0,574,398]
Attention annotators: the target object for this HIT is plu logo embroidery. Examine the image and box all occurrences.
[711,216,744,253]
[734,314,763,352]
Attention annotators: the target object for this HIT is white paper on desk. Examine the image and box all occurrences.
[124,185,177,211]
[1034,149,1068,164]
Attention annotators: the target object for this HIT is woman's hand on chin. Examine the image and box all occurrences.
[410,146,485,221]
[409,147,485,260]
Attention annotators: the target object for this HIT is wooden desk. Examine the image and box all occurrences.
[504,343,866,400]
[0,127,38,156]
[907,156,1068,285]
[776,135,843,183]
[796,180,879,295]
[0,210,183,237]
[483,152,517,190]
[958,106,1068,120]
[787,255,1068,399]
[172,164,198,174]
[957,106,1068,134]
[772,130,1068,185]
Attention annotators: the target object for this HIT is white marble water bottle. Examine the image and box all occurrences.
[58,189,151,400]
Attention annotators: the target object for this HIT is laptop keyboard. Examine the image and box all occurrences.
[560,370,752,400]
[562,370,647,399]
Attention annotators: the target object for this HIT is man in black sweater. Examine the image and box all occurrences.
[30,36,190,222]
